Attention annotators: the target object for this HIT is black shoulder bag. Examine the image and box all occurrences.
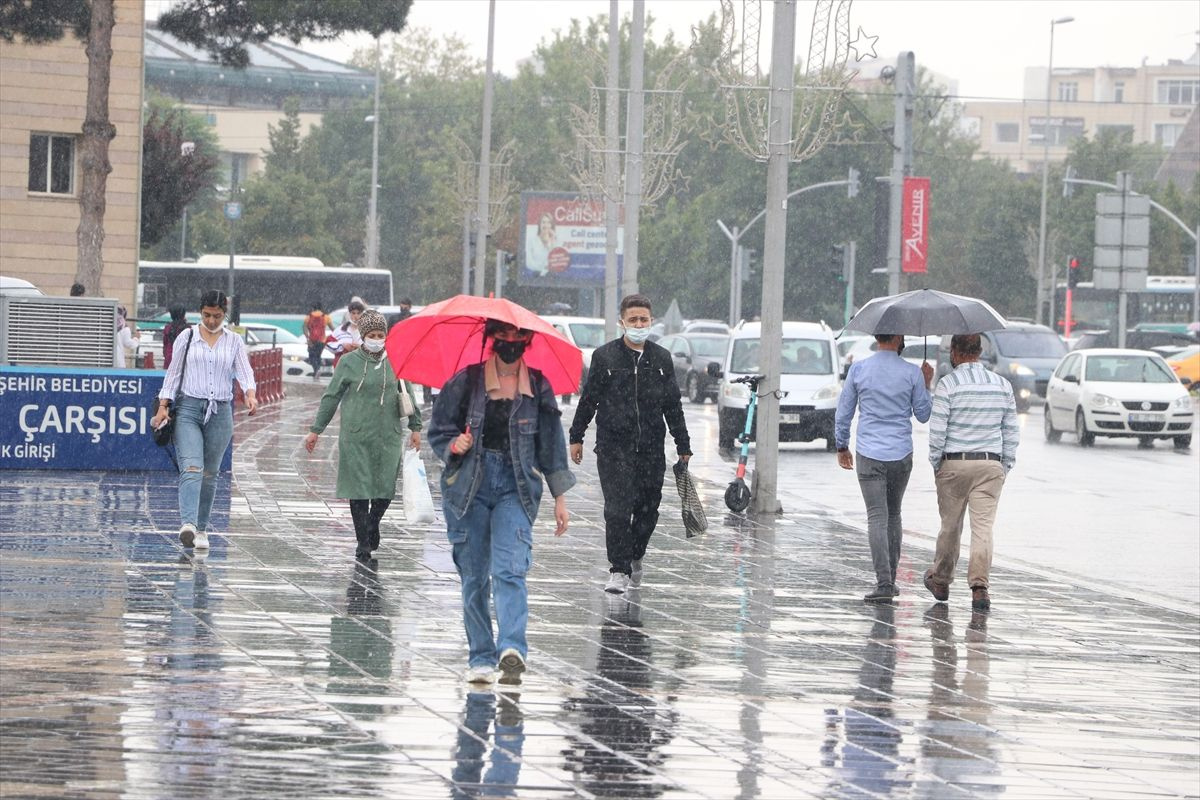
[151,327,193,447]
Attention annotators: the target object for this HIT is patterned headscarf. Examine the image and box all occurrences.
[357,309,386,339]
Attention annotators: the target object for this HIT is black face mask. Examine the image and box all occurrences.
[493,339,527,364]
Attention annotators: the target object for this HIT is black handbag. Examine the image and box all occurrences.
[152,328,193,447]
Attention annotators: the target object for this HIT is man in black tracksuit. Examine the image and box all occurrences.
[569,294,691,595]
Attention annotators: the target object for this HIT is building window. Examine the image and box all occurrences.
[1029,116,1085,146]
[1157,80,1199,105]
[27,133,75,194]
[1113,81,1124,103]
[1155,123,1185,148]
[1057,82,1078,102]
[994,122,1020,143]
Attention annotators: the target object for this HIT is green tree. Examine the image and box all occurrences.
[264,97,303,176]
[140,94,220,250]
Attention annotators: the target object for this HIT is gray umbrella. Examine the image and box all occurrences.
[845,288,1007,336]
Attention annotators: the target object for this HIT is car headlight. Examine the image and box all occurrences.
[1009,362,1035,376]
[287,355,303,362]
[724,382,750,400]
[1173,395,1193,410]
[1090,393,1117,408]
[812,382,841,401]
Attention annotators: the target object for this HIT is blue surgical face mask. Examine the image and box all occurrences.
[623,325,651,345]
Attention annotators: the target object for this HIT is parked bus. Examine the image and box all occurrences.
[138,256,393,335]
[1053,275,1197,334]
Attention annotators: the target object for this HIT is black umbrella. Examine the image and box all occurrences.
[844,288,1007,360]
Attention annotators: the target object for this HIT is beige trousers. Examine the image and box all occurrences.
[928,460,1006,589]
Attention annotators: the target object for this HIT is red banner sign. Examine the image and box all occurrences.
[901,177,930,274]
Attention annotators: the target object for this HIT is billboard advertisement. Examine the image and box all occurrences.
[901,177,930,274]
[518,192,623,288]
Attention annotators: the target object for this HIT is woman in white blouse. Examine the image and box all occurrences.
[151,290,258,551]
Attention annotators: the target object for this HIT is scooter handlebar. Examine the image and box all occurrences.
[731,374,766,386]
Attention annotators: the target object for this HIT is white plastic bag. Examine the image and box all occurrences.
[402,447,436,524]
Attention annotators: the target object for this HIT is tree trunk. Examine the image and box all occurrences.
[75,0,116,296]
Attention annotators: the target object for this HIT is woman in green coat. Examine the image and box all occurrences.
[305,309,422,559]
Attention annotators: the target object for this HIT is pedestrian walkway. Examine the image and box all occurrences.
[1,386,1197,799]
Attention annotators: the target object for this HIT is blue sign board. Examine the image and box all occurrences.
[223,201,243,221]
[0,366,229,472]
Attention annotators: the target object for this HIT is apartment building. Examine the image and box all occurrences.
[0,0,145,303]
[961,48,1199,174]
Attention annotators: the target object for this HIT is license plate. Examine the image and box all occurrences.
[780,413,800,424]
[1128,413,1163,423]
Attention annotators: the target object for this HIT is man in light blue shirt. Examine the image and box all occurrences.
[835,334,933,602]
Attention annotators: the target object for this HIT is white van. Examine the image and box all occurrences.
[0,276,45,297]
[713,321,841,451]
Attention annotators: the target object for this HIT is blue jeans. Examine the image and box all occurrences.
[445,449,533,668]
[173,396,233,532]
[856,452,913,587]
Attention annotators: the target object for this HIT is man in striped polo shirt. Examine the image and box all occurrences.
[924,333,1020,611]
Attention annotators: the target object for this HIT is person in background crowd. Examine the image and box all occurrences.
[397,298,414,322]
[151,290,257,552]
[569,294,691,596]
[330,299,365,366]
[835,333,933,603]
[70,283,85,297]
[924,333,1020,612]
[115,306,140,368]
[429,319,574,687]
[304,302,329,381]
[305,309,422,559]
[161,305,189,369]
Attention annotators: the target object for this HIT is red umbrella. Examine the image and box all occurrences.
[384,295,583,393]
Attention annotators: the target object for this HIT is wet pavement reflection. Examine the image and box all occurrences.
[1,386,1197,799]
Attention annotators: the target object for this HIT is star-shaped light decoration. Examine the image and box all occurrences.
[849,26,878,63]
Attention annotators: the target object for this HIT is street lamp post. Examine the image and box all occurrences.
[365,38,381,270]
[1035,15,1074,325]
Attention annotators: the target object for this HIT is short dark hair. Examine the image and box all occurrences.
[619,293,652,316]
[347,300,366,312]
[169,305,187,322]
[950,333,982,356]
[484,318,532,339]
[199,290,228,311]
[874,334,901,345]
[399,297,413,306]
[69,283,85,296]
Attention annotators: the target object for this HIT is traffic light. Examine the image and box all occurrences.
[830,244,846,281]
[1067,256,1080,288]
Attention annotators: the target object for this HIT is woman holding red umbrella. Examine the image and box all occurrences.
[428,318,574,688]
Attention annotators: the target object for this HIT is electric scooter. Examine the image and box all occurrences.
[724,374,765,512]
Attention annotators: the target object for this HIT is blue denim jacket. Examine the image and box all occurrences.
[429,364,576,523]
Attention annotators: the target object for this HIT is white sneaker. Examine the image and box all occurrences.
[630,559,644,587]
[179,523,197,548]
[497,648,526,687]
[465,665,494,684]
[193,532,210,550]
[605,572,630,595]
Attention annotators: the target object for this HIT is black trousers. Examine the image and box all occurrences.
[348,498,391,550]
[596,450,665,575]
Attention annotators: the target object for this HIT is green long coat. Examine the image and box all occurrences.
[310,348,422,500]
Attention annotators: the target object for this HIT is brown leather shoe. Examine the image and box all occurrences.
[923,573,949,602]
[971,586,991,611]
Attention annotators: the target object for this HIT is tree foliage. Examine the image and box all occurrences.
[158,0,413,67]
[141,94,220,248]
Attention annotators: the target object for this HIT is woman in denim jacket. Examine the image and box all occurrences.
[428,319,574,687]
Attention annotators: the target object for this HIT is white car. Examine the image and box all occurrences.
[838,334,939,378]
[540,315,607,392]
[242,324,334,379]
[714,321,841,451]
[1044,348,1193,449]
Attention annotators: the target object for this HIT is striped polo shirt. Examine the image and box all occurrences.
[928,361,1019,472]
[159,326,256,419]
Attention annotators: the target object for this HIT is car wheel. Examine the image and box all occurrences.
[1074,409,1095,447]
[687,373,704,403]
[825,438,837,453]
[1044,409,1061,443]
[1174,433,1192,450]
[1137,435,1155,449]
[718,408,741,450]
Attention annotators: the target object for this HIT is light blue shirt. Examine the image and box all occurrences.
[835,350,932,461]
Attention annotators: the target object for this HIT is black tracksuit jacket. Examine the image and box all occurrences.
[569,338,691,459]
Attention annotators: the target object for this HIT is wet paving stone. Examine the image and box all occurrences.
[2,386,1198,798]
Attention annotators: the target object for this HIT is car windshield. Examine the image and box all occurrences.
[994,330,1067,358]
[732,337,832,375]
[1084,355,1177,383]
[689,336,728,358]
[246,327,302,345]
[568,323,606,349]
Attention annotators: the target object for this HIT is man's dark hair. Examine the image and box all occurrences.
[874,334,900,345]
[400,297,413,306]
[310,301,322,311]
[69,283,85,296]
[950,333,983,356]
[484,318,532,339]
[619,293,652,315]
[199,289,228,310]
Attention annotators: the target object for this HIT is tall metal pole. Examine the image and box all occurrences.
[1117,170,1130,349]
[887,52,914,296]
[366,37,381,270]
[844,240,856,326]
[621,0,645,296]
[1036,16,1074,324]
[461,208,471,294]
[726,224,740,326]
[179,207,188,260]
[751,0,796,516]
[473,0,496,296]
[604,0,621,340]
